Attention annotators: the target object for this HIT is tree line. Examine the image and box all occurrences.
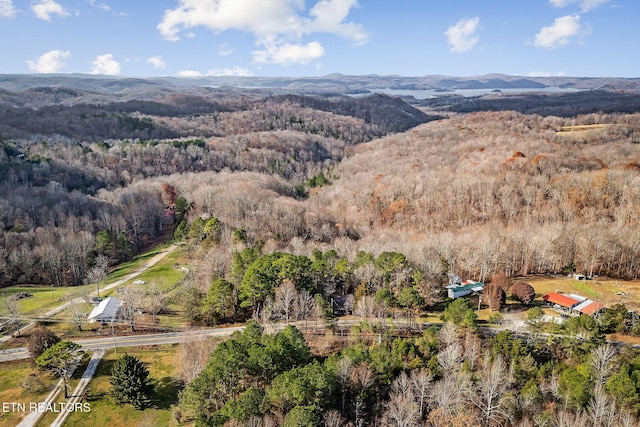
[177,316,640,426]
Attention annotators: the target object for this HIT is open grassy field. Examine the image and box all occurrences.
[557,124,612,133]
[103,246,168,284]
[0,246,189,345]
[524,274,640,310]
[0,351,92,427]
[62,345,182,427]
[0,359,58,426]
[0,246,170,318]
[0,283,96,317]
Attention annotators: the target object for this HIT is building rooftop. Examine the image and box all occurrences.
[579,301,605,315]
[542,292,580,309]
[88,297,121,321]
[446,282,485,292]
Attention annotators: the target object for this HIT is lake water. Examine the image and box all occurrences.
[372,87,583,99]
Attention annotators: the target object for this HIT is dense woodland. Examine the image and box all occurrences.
[4,79,640,424]
[176,316,640,427]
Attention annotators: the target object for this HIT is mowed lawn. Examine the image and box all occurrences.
[0,247,189,345]
[0,249,165,317]
[525,275,640,309]
[0,283,96,317]
[63,345,182,427]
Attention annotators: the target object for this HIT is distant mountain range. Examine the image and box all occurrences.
[0,73,639,96]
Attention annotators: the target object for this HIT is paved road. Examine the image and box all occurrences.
[0,245,176,344]
[0,326,245,363]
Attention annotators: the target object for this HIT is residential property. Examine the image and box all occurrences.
[87,297,122,323]
[331,294,354,316]
[542,292,605,317]
[446,280,485,299]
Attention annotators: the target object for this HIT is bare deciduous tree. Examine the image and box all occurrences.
[118,287,143,331]
[409,368,432,418]
[352,295,376,321]
[296,289,315,325]
[429,371,473,419]
[391,371,412,396]
[178,334,217,383]
[86,254,110,299]
[350,362,374,427]
[466,355,514,427]
[590,344,616,387]
[3,294,21,336]
[145,282,166,323]
[69,304,87,331]
[337,357,353,412]
[323,410,346,427]
[587,385,615,427]
[463,330,482,371]
[383,393,420,427]
[438,322,463,376]
[273,280,298,323]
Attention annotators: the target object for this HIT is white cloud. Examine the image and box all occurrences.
[207,66,253,76]
[307,0,368,45]
[157,0,368,65]
[534,15,582,49]
[31,0,69,21]
[218,44,233,56]
[549,0,610,12]
[253,41,324,65]
[89,0,110,12]
[146,56,166,69]
[90,53,121,75]
[527,70,567,77]
[26,49,70,73]
[0,0,16,17]
[178,70,203,77]
[444,17,480,53]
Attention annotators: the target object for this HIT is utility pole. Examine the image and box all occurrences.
[111,319,117,354]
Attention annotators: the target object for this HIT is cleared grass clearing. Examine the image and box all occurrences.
[62,345,181,427]
[0,246,188,346]
[0,246,171,318]
[125,250,185,293]
[524,275,640,310]
[0,284,95,317]
[557,124,612,133]
[0,359,58,427]
[104,247,166,284]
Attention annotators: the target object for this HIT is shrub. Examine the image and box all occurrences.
[511,281,536,305]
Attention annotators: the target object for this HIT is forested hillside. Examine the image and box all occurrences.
[313,111,640,280]
[0,88,434,287]
[4,76,640,425]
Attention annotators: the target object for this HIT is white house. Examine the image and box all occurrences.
[446,280,485,299]
[87,297,122,323]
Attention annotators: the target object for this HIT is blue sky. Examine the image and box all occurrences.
[0,0,637,78]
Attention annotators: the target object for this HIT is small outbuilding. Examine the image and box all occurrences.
[331,294,354,316]
[575,300,605,316]
[87,297,122,323]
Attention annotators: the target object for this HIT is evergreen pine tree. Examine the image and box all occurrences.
[110,353,154,409]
